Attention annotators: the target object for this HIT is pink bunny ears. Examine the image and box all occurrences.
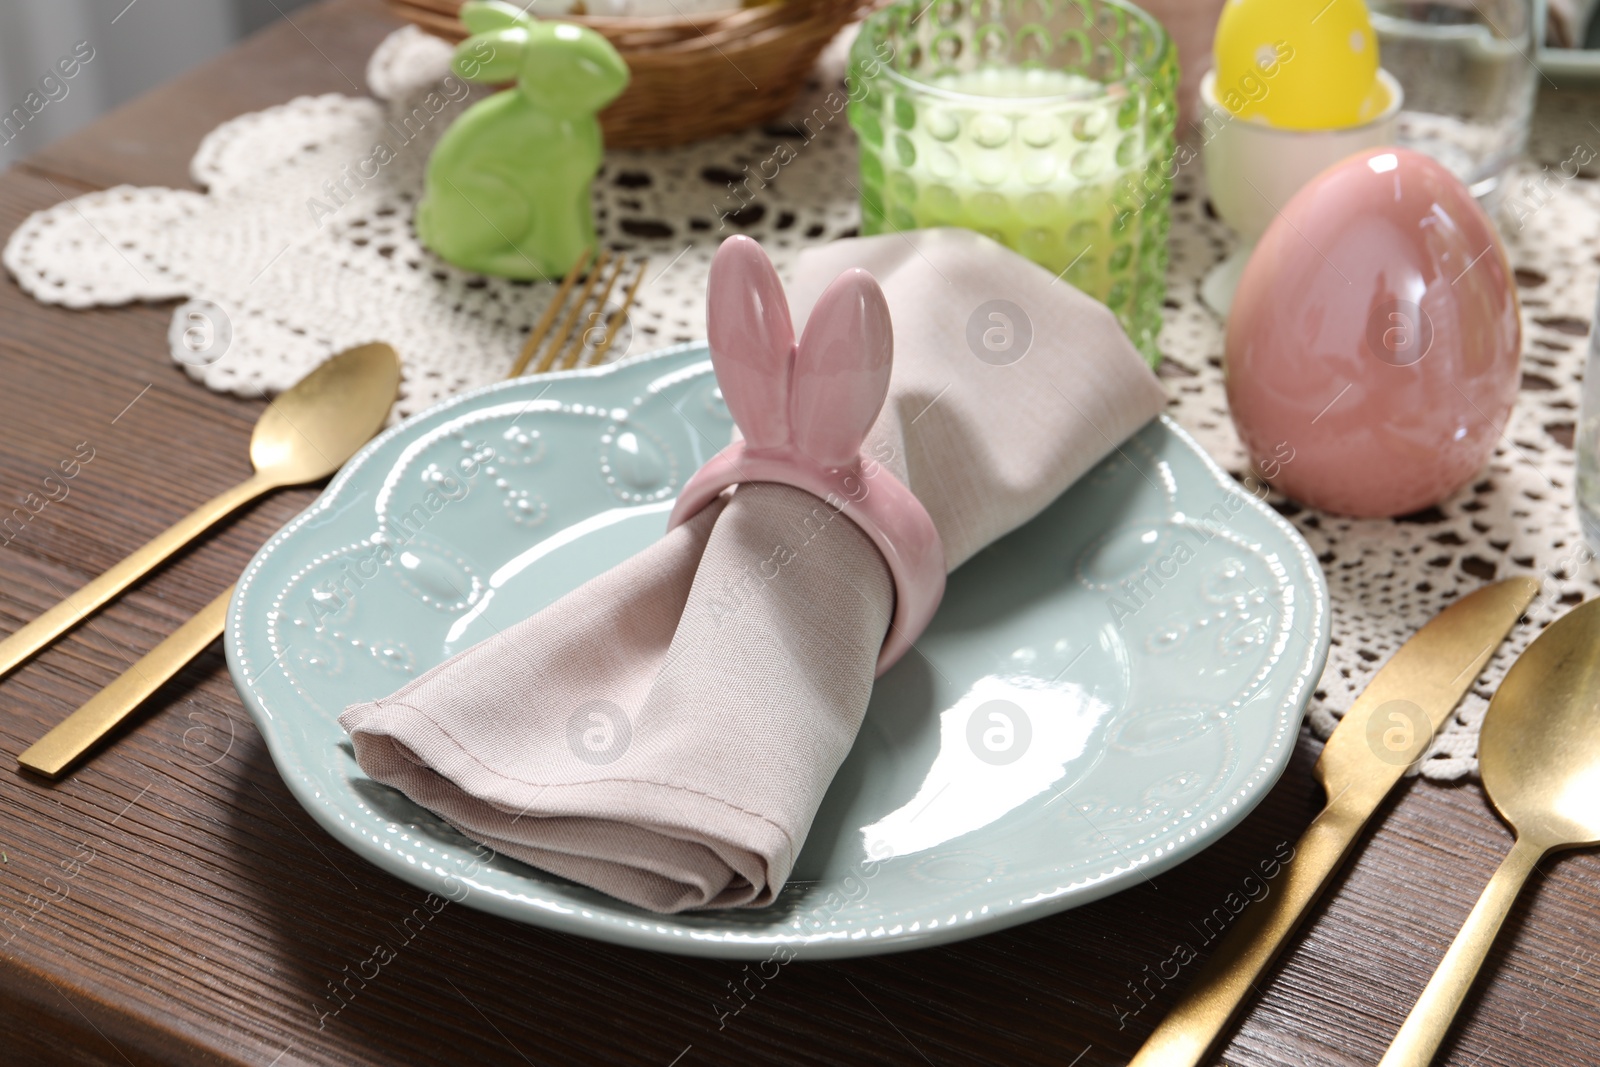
[667,235,945,674]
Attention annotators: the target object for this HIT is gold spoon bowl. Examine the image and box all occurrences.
[0,342,402,684]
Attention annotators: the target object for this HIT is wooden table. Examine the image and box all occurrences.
[0,3,1595,1064]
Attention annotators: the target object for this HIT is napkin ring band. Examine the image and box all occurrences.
[667,445,945,676]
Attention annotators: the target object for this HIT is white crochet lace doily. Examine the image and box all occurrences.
[5,26,1597,780]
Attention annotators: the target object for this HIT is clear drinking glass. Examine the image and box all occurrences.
[1368,0,1539,202]
[847,0,1178,365]
[1578,285,1600,554]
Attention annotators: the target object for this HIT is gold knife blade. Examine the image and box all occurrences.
[1129,575,1539,1067]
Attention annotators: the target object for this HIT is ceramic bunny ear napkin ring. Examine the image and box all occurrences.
[669,235,946,674]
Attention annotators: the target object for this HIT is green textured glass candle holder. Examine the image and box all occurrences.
[848,0,1177,365]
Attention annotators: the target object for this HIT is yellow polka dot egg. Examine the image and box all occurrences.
[1214,0,1382,131]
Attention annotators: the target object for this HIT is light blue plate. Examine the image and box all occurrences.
[228,343,1329,959]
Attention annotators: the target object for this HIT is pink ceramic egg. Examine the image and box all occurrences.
[1225,147,1520,517]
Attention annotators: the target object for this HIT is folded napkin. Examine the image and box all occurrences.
[341,228,1167,913]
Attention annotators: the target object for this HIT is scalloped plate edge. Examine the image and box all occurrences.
[226,347,1331,959]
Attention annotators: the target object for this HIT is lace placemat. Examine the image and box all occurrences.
[5,26,1596,780]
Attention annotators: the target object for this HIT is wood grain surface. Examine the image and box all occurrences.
[0,2,1597,1064]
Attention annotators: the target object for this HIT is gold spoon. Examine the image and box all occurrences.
[19,286,644,779]
[1380,596,1600,1067]
[17,343,401,778]
[0,343,402,686]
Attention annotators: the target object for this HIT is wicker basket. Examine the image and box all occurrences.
[385,0,867,149]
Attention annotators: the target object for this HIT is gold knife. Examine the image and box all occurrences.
[1128,576,1539,1067]
[18,587,233,778]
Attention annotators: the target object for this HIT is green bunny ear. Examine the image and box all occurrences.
[460,0,534,34]
[452,27,527,83]
[518,22,630,116]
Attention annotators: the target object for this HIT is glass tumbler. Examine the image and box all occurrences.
[847,0,1178,365]
[1578,284,1600,555]
[1368,0,1539,202]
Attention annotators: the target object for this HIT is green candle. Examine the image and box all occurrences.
[848,0,1177,366]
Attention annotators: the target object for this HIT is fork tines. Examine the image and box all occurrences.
[508,249,648,379]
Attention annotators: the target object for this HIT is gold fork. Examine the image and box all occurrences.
[508,248,649,378]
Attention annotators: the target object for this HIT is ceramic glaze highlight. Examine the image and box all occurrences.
[1225,147,1520,518]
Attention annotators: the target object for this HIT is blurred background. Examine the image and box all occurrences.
[0,0,315,168]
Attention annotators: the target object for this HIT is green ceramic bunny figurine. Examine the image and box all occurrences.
[415,0,629,279]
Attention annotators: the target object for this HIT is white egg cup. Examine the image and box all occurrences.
[1198,67,1404,318]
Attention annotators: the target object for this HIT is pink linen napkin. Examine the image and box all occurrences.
[340,228,1167,913]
